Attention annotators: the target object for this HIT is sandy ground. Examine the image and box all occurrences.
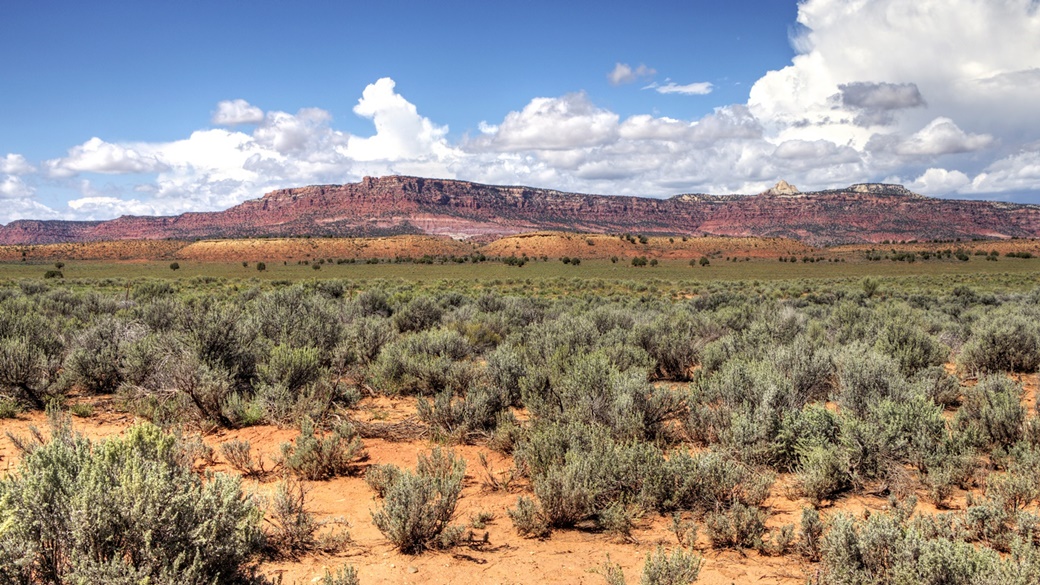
[4,233,1040,266]
[2,370,1036,584]
[1,233,818,265]
[480,233,816,261]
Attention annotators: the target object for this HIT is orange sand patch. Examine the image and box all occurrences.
[175,236,477,262]
[0,240,189,261]
[480,232,815,261]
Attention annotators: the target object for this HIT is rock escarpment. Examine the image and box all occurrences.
[2,176,1039,245]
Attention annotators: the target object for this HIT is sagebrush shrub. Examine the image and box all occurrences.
[704,503,767,549]
[371,448,466,553]
[259,344,323,393]
[280,417,367,480]
[416,384,510,442]
[508,496,551,538]
[518,422,668,528]
[956,374,1025,448]
[318,565,360,585]
[63,317,137,394]
[959,314,1040,374]
[660,449,773,513]
[834,343,906,418]
[0,417,265,584]
[265,479,320,557]
[640,545,702,585]
[797,444,849,505]
[393,295,444,333]
[874,316,948,377]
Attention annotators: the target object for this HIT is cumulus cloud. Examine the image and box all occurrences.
[750,0,1040,149]
[346,77,454,161]
[473,92,619,151]
[67,195,161,218]
[646,81,714,95]
[212,99,265,125]
[0,175,34,198]
[1,154,34,175]
[910,167,972,195]
[608,63,656,86]
[45,137,169,177]
[970,150,1040,194]
[870,117,994,157]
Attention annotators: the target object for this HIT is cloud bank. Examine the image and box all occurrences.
[3,0,1040,224]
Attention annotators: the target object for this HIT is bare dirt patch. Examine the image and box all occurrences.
[175,236,478,263]
[1,397,814,585]
[0,240,189,262]
[481,232,815,261]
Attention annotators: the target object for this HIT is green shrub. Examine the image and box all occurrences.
[335,316,396,370]
[508,496,551,538]
[834,343,906,418]
[392,295,444,333]
[64,317,135,394]
[959,314,1040,374]
[797,444,849,505]
[265,479,320,557]
[364,463,404,498]
[369,328,474,395]
[318,565,360,585]
[659,449,773,513]
[874,317,948,377]
[640,545,702,585]
[956,374,1025,448]
[280,417,367,480]
[221,439,265,477]
[913,365,962,408]
[798,507,824,561]
[0,336,61,410]
[416,384,511,443]
[370,448,466,553]
[0,418,264,584]
[704,503,766,549]
[259,344,323,394]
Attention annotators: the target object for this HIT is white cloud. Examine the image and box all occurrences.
[647,81,714,96]
[1,154,34,175]
[45,137,169,177]
[874,117,994,156]
[749,0,1040,148]
[910,167,972,195]
[472,92,619,151]
[345,77,455,161]
[254,108,339,154]
[67,196,159,218]
[608,63,656,86]
[212,99,265,125]
[0,175,34,199]
[0,198,57,224]
[970,150,1040,194]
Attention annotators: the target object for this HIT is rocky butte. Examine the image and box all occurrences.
[2,176,1040,246]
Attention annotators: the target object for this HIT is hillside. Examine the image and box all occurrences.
[3,176,1040,245]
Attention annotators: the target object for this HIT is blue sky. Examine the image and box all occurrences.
[2,0,1039,223]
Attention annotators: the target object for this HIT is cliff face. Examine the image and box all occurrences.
[2,176,1039,245]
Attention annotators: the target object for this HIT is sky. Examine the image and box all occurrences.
[2,0,1039,224]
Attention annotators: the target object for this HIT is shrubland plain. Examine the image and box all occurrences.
[4,234,1040,584]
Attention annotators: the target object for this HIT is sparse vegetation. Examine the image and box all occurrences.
[3,245,1040,582]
